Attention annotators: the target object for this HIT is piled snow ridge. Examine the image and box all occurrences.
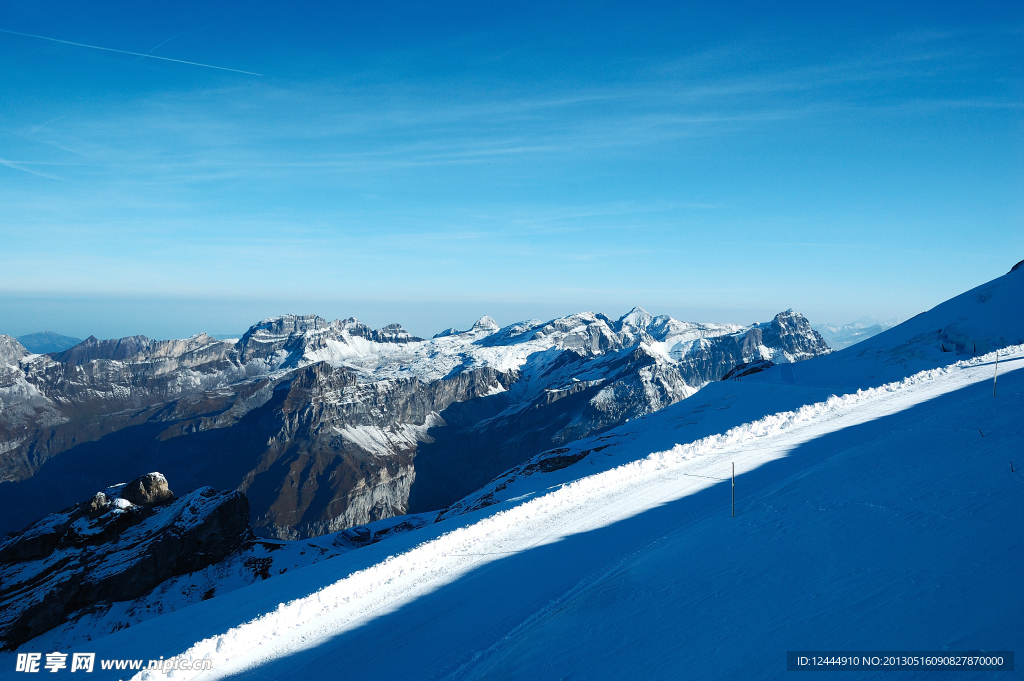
[132,346,1022,681]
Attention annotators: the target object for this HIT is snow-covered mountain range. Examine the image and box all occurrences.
[0,308,829,540]
[0,262,1021,674]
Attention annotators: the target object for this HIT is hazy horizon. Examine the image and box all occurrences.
[2,289,917,342]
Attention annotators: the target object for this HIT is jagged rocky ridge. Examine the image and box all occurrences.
[0,308,830,539]
[0,473,250,651]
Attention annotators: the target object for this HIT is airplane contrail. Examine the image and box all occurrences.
[0,28,262,76]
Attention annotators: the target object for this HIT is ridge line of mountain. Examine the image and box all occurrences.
[0,306,830,541]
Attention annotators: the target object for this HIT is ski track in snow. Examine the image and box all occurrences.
[131,348,1021,680]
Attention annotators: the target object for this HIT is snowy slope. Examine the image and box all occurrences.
[760,264,1024,390]
[2,269,1019,679]
[3,346,1016,680]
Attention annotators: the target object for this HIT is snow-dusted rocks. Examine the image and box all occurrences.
[0,336,29,367]
[0,307,829,540]
[0,474,250,651]
[720,358,775,380]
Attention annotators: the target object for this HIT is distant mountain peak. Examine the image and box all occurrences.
[374,323,421,343]
[619,307,653,329]
[471,316,500,331]
[15,331,84,355]
[244,314,331,339]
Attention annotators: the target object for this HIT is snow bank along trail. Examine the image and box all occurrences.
[134,348,1022,681]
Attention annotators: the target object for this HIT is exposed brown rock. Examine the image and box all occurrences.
[120,472,175,506]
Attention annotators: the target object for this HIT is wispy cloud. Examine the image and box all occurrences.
[5,18,1007,190]
[27,115,65,135]
[0,158,62,179]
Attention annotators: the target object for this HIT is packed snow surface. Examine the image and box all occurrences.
[5,346,1016,680]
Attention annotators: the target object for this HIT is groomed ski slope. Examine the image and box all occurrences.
[77,347,1021,681]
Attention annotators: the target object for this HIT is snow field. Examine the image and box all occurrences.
[134,347,1023,681]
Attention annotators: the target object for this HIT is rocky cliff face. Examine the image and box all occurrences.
[0,473,250,650]
[0,308,830,539]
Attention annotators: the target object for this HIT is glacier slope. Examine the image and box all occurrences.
[3,348,1015,680]
[174,350,1024,681]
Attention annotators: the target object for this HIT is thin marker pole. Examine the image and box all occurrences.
[993,349,999,397]
[731,462,735,518]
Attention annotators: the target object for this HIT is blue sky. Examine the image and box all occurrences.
[1,1,1021,339]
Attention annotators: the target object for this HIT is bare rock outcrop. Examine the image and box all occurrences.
[0,474,251,650]
[119,472,175,506]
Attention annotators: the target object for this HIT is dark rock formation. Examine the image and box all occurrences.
[120,472,175,506]
[0,475,251,650]
[721,359,776,380]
